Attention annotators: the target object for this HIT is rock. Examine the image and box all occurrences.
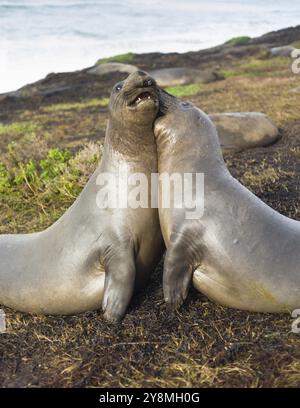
[0,83,72,99]
[270,46,296,57]
[0,94,9,102]
[250,26,300,47]
[87,62,138,76]
[149,67,222,87]
[209,112,280,152]
[40,85,73,97]
[0,87,35,99]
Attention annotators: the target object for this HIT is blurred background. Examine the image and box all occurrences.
[0,0,300,93]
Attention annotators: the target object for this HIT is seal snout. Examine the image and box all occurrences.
[123,70,158,108]
[143,78,154,87]
[124,70,156,89]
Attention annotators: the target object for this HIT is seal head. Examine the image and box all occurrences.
[109,70,159,127]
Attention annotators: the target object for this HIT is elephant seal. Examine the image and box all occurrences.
[209,112,279,152]
[87,62,138,76]
[155,90,300,313]
[0,71,163,322]
[149,67,221,87]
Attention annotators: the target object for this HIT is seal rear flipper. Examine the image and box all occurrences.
[102,243,136,322]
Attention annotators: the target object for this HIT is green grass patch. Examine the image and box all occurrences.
[1,147,77,192]
[225,36,251,46]
[0,144,100,217]
[0,121,40,136]
[0,142,101,232]
[96,52,135,65]
[165,83,204,97]
[222,70,239,78]
[241,57,288,71]
[42,98,109,113]
[223,56,289,78]
[291,41,300,49]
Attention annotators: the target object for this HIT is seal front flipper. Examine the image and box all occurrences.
[163,229,201,310]
[102,241,136,322]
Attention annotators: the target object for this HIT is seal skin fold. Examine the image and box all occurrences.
[0,71,163,322]
[155,89,300,313]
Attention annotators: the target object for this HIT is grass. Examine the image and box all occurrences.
[42,98,109,113]
[223,56,290,78]
[0,121,40,136]
[291,41,300,49]
[225,36,251,46]
[241,164,293,193]
[165,83,204,97]
[0,143,101,233]
[96,52,135,65]
[291,147,300,158]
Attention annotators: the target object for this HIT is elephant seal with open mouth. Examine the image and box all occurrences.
[155,90,300,313]
[0,71,163,322]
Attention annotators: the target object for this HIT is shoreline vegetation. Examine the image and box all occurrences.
[0,25,300,387]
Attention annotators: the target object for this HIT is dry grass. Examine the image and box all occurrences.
[223,56,289,78]
[0,50,300,388]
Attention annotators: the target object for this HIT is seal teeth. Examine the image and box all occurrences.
[131,91,153,105]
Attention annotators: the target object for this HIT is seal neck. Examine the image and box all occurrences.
[155,110,226,178]
[104,118,156,159]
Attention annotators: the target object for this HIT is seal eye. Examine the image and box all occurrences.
[115,84,122,92]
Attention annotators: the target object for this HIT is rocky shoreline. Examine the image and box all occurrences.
[1,25,299,111]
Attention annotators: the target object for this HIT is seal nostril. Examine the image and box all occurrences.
[143,78,153,87]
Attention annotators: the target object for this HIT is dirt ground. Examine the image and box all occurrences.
[0,28,300,387]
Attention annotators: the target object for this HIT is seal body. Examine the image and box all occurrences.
[149,67,220,87]
[155,91,300,313]
[0,71,163,321]
[209,112,279,152]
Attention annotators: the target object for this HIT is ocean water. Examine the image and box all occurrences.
[0,0,300,93]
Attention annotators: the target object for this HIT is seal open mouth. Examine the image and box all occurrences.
[132,91,152,105]
[128,89,157,108]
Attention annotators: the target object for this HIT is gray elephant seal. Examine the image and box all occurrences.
[0,71,163,322]
[155,90,300,313]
